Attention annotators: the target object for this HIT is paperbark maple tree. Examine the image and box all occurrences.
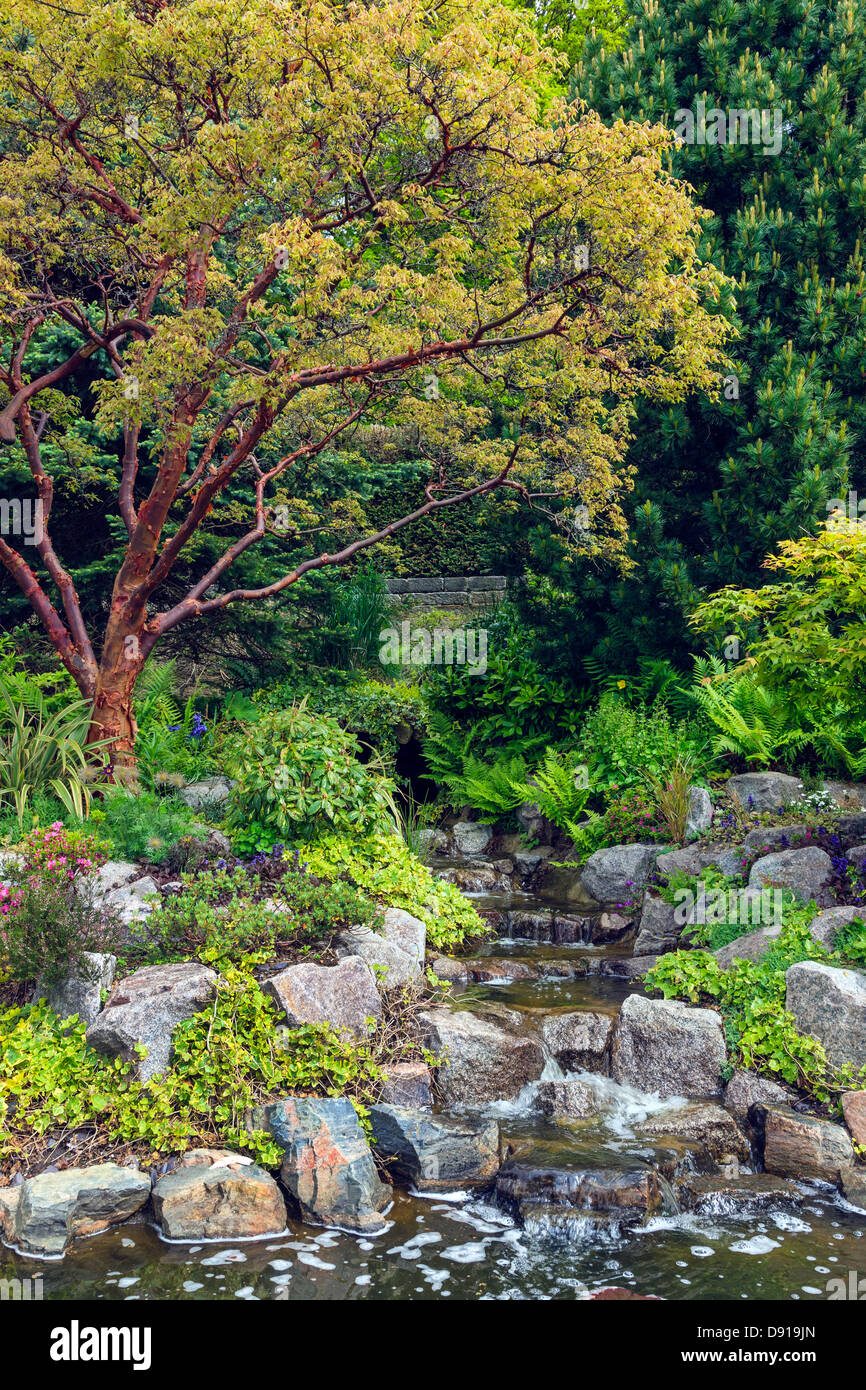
[0,0,727,765]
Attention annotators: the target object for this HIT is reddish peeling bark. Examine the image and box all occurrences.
[85,619,144,771]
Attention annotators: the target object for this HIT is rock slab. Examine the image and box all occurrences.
[635,1103,749,1162]
[378,1061,432,1108]
[540,1011,613,1073]
[36,951,116,1026]
[580,843,658,906]
[726,772,802,811]
[421,1007,544,1104]
[748,846,834,907]
[634,893,688,957]
[611,994,727,1099]
[531,1079,600,1120]
[261,1096,391,1234]
[86,962,217,1081]
[179,775,235,810]
[451,821,493,856]
[842,1090,866,1147]
[758,1105,854,1185]
[153,1160,286,1240]
[369,1105,500,1191]
[2,1164,150,1256]
[786,961,866,1070]
[335,907,425,988]
[724,1069,790,1119]
[263,956,381,1039]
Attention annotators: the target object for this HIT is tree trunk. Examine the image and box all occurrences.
[85,611,145,777]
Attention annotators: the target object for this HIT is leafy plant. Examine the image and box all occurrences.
[0,970,382,1165]
[577,691,710,798]
[392,789,438,861]
[90,789,201,864]
[1,828,116,988]
[644,752,698,844]
[832,914,866,968]
[510,746,593,839]
[254,673,427,772]
[326,565,391,668]
[300,830,488,951]
[17,821,106,886]
[423,627,586,771]
[0,634,80,715]
[588,787,667,853]
[133,660,218,792]
[688,657,807,766]
[645,913,866,1104]
[0,681,108,829]
[690,519,866,775]
[437,751,529,820]
[224,699,398,844]
[142,860,382,968]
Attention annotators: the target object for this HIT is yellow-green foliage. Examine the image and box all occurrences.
[690,517,866,773]
[300,831,488,951]
[645,915,866,1105]
[0,968,381,1166]
[0,0,729,591]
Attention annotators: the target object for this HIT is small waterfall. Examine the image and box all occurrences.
[539,1046,568,1083]
[567,1070,687,1140]
[521,1205,625,1246]
[653,1168,683,1216]
[484,1037,568,1118]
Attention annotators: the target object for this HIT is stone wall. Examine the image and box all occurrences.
[385,575,507,610]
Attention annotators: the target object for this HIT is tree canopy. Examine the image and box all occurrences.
[0,0,726,761]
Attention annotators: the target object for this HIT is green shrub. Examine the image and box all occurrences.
[326,565,391,668]
[690,518,866,775]
[510,746,592,839]
[141,861,382,968]
[1,825,115,987]
[832,914,866,968]
[0,633,79,714]
[133,661,219,792]
[1,877,120,989]
[224,700,398,848]
[423,621,587,772]
[0,969,381,1165]
[0,789,75,845]
[578,786,667,855]
[645,914,866,1104]
[578,692,711,796]
[90,789,201,864]
[688,657,810,769]
[644,752,700,844]
[300,830,487,951]
[254,673,427,771]
[0,681,108,830]
[436,751,528,820]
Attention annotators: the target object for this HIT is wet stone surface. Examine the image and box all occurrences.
[11,878,866,1302]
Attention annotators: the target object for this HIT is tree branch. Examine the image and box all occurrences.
[149,441,522,641]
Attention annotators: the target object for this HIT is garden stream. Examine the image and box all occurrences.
[4,875,866,1302]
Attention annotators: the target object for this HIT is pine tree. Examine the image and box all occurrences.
[565,0,866,673]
